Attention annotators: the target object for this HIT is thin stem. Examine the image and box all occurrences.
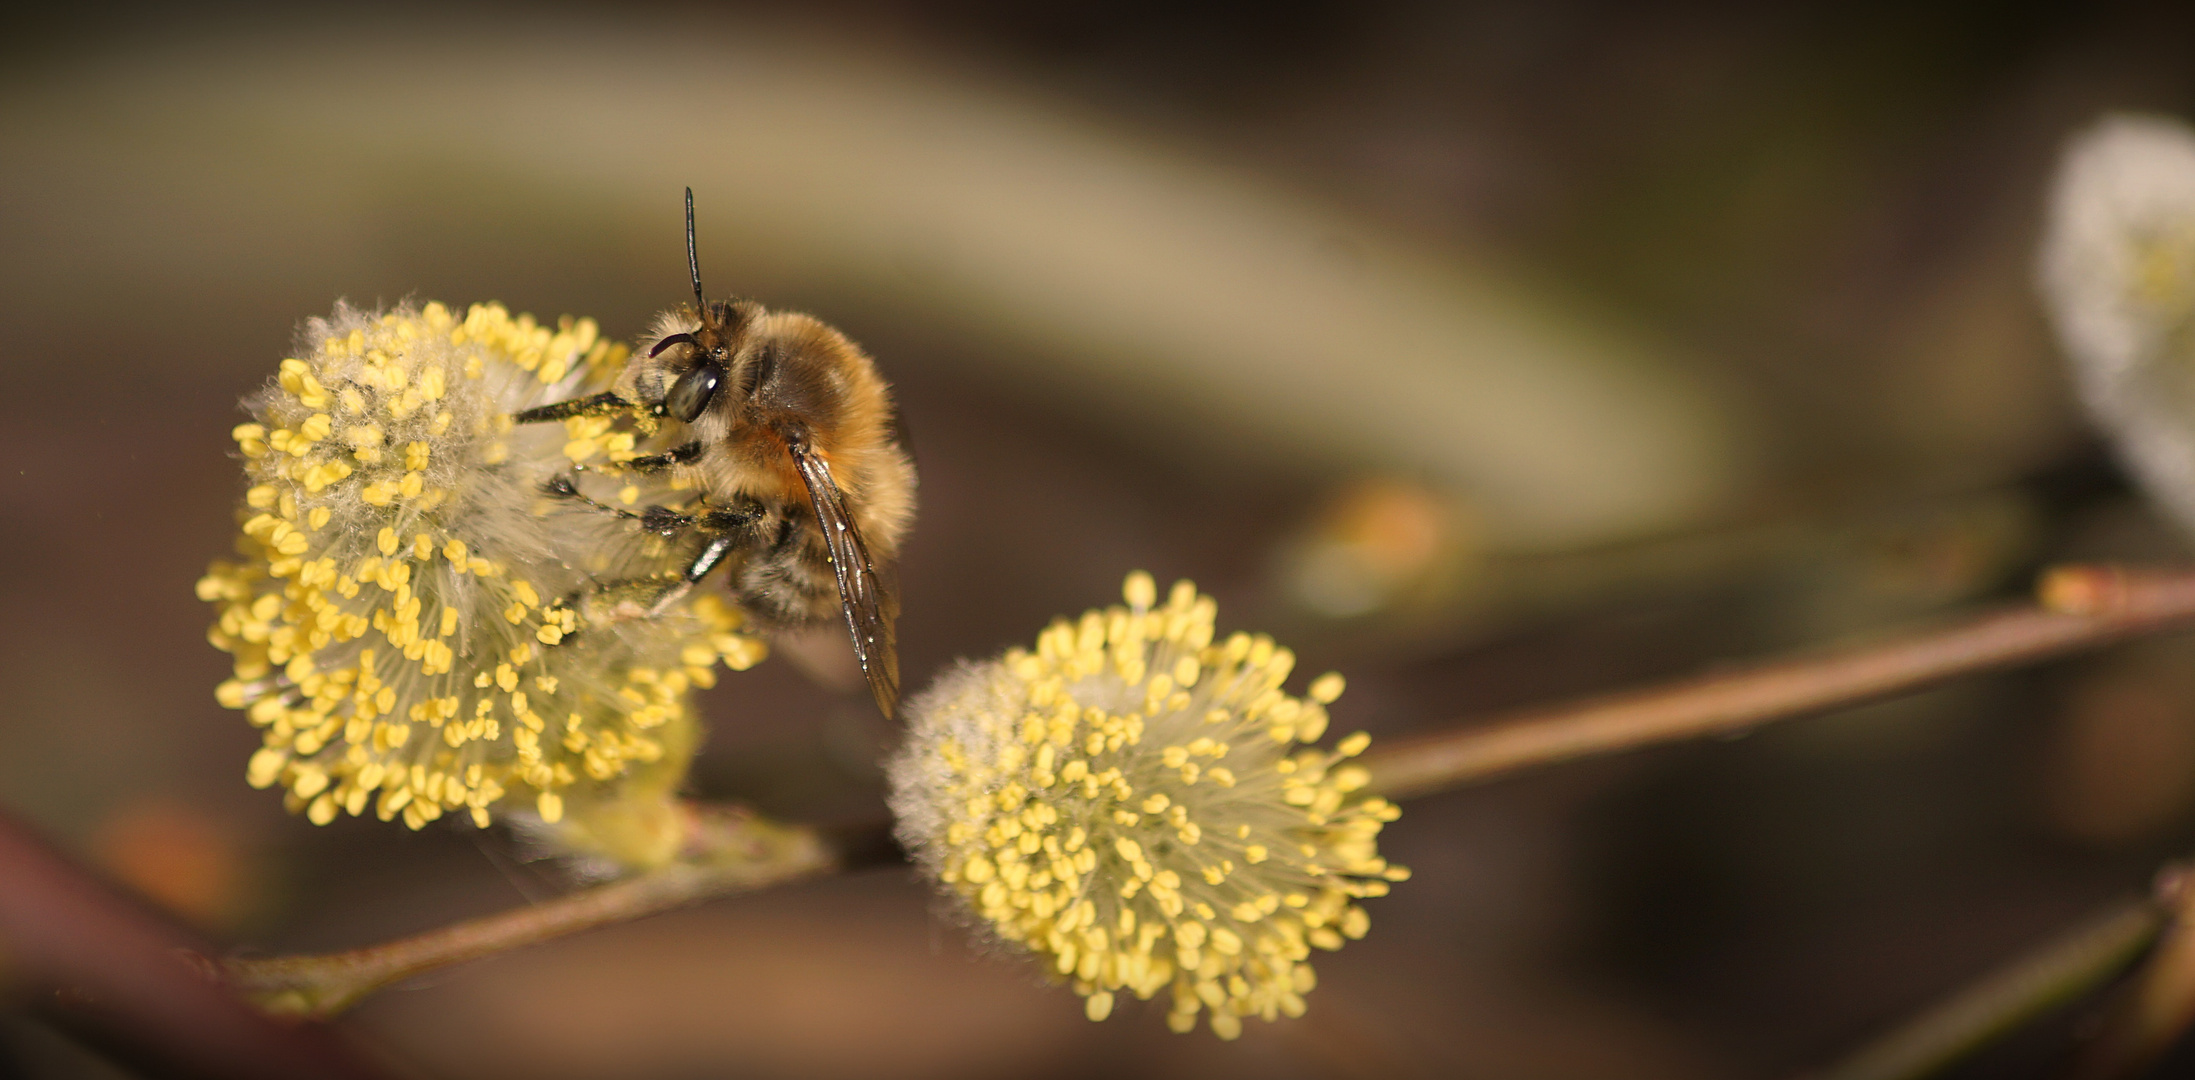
[220,565,2195,1026]
[2071,866,2195,1079]
[1801,895,2164,1080]
[224,803,836,1019]
[1363,565,2195,800]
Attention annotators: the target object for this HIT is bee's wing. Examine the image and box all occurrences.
[784,433,901,718]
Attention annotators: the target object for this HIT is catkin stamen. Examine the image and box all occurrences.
[202,302,768,847]
[887,572,1406,1038]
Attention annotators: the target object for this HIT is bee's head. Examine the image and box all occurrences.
[642,300,766,424]
[636,189,771,425]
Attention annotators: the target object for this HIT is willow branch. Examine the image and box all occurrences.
[2070,865,2195,1079]
[1800,894,2164,1080]
[1363,565,2195,800]
[222,565,2195,1024]
[222,803,840,1019]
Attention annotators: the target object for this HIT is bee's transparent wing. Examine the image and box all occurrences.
[785,433,900,718]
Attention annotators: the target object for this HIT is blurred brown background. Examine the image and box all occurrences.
[5,2,2195,1076]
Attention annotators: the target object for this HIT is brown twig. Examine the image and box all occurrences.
[223,803,838,1020]
[215,565,2195,1028]
[1363,565,2195,800]
[1801,895,2164,1080]
[2071,865,2195,1079]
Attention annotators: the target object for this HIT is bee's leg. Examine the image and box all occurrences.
[540,475,654,523]
[622,442,704,474]
[644,540,724,616]
[513,391,630,424]
[541,475,766,623]
[541,474,741,543]
[643,504,766,615]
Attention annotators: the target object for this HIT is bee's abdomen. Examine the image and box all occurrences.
[724,505,837,630]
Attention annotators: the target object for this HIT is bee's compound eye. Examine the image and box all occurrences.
[665,361,724,423]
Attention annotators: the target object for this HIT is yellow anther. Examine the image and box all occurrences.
[1123,570,1156,610]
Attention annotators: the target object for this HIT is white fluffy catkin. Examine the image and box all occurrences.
[2040,114,2195,534]
[200,301,765,864]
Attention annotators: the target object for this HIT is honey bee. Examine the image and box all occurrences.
[517,190,915,717]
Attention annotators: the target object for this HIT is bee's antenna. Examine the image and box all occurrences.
[685,186,710,327]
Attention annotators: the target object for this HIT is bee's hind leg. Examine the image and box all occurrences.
[644,525,741,617]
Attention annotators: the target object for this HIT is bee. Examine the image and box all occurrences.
[516,190,915,717]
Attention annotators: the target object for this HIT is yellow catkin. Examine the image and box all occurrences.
[201,302,766,853]
[888,572,1407,1038]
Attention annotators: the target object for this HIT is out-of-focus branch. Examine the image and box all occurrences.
[0,808,391,1079]
[1363,565,2195,799]
[214,565,2195,1028]
[224,803,843,1020]
[1802,894,2164,1080]
[2072,865,2195,1079]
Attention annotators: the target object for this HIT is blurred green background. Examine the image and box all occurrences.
[4,2,2195,1076]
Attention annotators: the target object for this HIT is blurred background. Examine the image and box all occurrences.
[5,2,2195,1076]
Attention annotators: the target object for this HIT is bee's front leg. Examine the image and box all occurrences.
[512,391,632,424]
